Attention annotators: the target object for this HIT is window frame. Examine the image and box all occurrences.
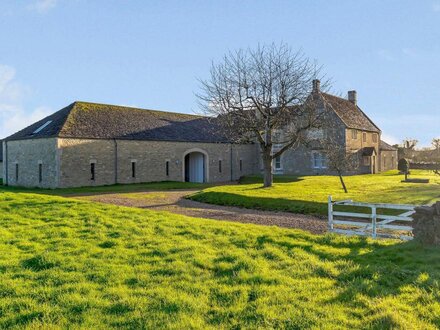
[312,152,327,169]
[372,133,378,143]
[352,129,358,139]
[363,156,370,166]
[165,161,170,177]
[274,156,282,170]
[362,132,367,143]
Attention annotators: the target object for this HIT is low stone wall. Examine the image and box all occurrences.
[410,162,439,171]
[413,202,440,245]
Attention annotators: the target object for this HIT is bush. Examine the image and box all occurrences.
[398,158,410,174]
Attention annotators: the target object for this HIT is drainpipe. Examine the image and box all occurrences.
[4,141,8,186]
[230,143,233,181]
[113,139,118,184]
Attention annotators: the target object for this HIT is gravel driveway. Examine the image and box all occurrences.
[78,190,327,234]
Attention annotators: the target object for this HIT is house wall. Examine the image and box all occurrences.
[379,150,398,172]
[278,110,348,175]
[3,138,59,188]
[346,128,380,174]
[58,138,258,188]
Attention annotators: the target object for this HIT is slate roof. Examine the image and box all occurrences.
[5,102,229,143]
[321,93,380,133]
[380,140,398,151]
[362,147,377,156]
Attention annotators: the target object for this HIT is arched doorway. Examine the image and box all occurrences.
[183,150,208,183]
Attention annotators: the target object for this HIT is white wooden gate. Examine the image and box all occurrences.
[328,195,417,240]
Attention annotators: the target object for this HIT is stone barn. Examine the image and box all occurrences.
[2,102,258,188]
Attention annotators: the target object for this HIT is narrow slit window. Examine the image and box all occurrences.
[239,159,243,172]
[91,163,96,181]
[166,161,169,176]
[362,132,367,142]
[38,163,42,183]
[131,161,136,178]
[15,164,19,182]
[219,160,222,173]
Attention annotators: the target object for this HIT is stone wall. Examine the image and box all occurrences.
[58,138,258,188]
[58,139,117,188]
[413,202,440,245]
[346,128,380,174]
[279,111,348,175]
[379,149,398,172]
[3,138,58,188]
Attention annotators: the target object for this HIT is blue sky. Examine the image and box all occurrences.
[1,0,439,146]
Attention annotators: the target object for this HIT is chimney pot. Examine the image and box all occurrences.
[312,79,320,92]
[348,90,357,105]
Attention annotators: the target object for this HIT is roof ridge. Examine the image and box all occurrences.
[72,101,206,118]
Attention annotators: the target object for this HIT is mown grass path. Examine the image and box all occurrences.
[77,190,327,234]
[0,190,440,328]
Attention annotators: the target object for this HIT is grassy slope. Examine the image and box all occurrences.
[189,171,440,215]
[1,181,210,196]
[0,190,440,329]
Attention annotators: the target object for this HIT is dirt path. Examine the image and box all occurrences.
[78,190,327,234]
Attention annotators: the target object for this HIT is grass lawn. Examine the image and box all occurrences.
[189,170,440,215]
[0,189,440,328]
[1,180,210,196]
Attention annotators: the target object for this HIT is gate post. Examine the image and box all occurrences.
[328,195,334,232]
[372,206,377,239]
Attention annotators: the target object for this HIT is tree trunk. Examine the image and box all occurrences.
[262,152,273,188]
[339,174,348,193]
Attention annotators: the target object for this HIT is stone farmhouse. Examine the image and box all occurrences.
[2,81,397,188]
[276,80,398,176]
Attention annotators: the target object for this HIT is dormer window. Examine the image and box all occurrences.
[33,120,52,134]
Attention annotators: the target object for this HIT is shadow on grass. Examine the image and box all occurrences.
[239,175,305,185]
[254,231,440,327]
[189,191,327,215]
[0,181,212,197]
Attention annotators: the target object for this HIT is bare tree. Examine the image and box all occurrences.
[402,138,418,150]
[197,43,328,187]
[322,139,359,193]
[432,138,440,152]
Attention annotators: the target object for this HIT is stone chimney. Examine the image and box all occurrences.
[312,79,320,92]
[348,90,357,105]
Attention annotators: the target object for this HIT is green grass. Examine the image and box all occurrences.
[0,189,440,328]
[189,171,440,215]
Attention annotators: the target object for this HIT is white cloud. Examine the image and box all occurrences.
[0,64,52,139]
[27,0,57,14]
